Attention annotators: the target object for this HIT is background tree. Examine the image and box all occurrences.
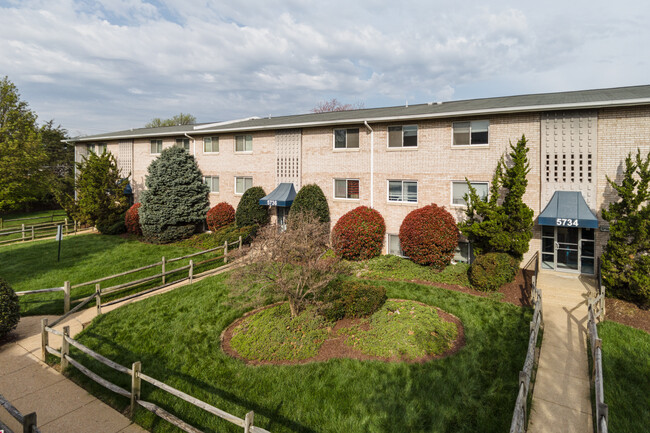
[311,98,365,113]
[145,113,196,128]
[459,135,533,260]
[289,183,330,223]
[140,146,209,243]
[601,149,650,306]
[40,120,73,209]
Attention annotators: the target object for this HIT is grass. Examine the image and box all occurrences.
[596,321,650,433]
[348,254,471,287]
[0,233,225,315]
[63,273,532,433]
[0,209,67,229]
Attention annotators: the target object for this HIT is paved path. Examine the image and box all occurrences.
[528,270,596,433]
[0,263,238,433]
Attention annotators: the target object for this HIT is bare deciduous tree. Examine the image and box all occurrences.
[311,98,365,113]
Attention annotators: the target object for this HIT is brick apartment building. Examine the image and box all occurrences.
[69,85,650,275]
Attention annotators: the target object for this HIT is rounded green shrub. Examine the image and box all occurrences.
[399,203,459,269]
[0,278,20,339]
[289,184,330,223]
[206,202,236,232]
[235,187,269,228]
[332,206,385,260]
[320,280,387,321]
[468,252,520,291]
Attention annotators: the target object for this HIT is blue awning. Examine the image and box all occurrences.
[123,182,132,195]
[538,191,598,228]
[259,183,297,207]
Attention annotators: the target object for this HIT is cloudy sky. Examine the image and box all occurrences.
[1,0,648,137]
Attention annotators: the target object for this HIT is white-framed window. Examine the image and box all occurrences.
[334,128,360,149]
[235,135,253,152]
[453,241,473,264]
[204,176,219,193]
[451,181,489,206]
[388,234,406,257]
[150,139,163,154]
[388,125,418,148]
[235,176,253,194]
[203,136,219,153]
[452,120,489,146]
[88,143,107,154]
[176,138,190,151]
[388,180,418,203]
[334,178,360,199]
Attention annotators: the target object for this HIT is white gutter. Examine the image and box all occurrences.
[184,133,195,155]
[364,121,374,208]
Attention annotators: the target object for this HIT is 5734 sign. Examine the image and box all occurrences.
[556,218,579,227]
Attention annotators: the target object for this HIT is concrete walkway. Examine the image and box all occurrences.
[528,270,596,433]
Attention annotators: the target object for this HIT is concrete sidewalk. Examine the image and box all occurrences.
[528,270,596,433]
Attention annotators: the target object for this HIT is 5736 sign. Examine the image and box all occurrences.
[556,218,579,227]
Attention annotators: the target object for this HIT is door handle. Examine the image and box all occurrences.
[554,242,559,249]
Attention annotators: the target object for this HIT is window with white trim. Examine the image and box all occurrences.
[388,180,418,203]
[334,179,360,199]
[176,138,190,151]
[334,128,359,149]
[88,143,107,154]
[452,120,489,146]
[150,140,163,154]
[235,176,253,194]
[388,125,417,148]
[204,176,219,193]
[388,234,406,257]
[452,181,488,206]
[204,137,219,153]
[235,135,252,152]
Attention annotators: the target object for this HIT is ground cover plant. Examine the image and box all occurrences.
[597,321,650,433]
[64,273,532,433]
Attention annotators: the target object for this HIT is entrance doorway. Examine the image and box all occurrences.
[541,226,595,274]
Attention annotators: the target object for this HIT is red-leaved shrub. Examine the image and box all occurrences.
[206,202,236,232]
[332,206,385,260]
[399,204,459,269]
[125,203,142,235]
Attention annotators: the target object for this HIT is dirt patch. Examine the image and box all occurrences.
[605,298,650,334]
[221,299,465,366]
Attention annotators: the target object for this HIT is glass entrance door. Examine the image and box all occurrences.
[556,227,579,271]
[540,226,595,274]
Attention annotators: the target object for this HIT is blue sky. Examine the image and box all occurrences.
[1,0,649,137]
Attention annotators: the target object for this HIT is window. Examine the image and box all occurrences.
[388,125,418,148]
[204,137,219,153]
[88,143,107,154]
[452,181,488,206]
[235,135,253,152]
[334,128,359,149]
[150,140,163,154]
[388,234,406,257]
[453,241,473,264]
[235,176,253,194]
[176,138,190,151]
[388,180,418,203]
[334,179,360,199]
[204,176,219,193]
[453,120,489,146]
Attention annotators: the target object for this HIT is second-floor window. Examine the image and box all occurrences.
[150,140,163,154]
[334,178,360,199]
[204,137,219,153]
[88,143,107,154]
[452,120,489,146]
[388,180,418,203]
[388,125,418,148]
[235,135,253,152]
[334,128,359,149]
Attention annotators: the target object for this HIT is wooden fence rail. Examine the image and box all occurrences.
[40,325,269,433]
[0,219,81,246]
[588,261,608,433]
[0,211,66,229]
[0,392,41,433]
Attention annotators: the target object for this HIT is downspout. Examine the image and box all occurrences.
[363,121,374,208]
[184,133,195,155]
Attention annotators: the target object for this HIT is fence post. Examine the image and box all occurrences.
[162,256,166,285]
[31,225,35,241]
[244,411,254,433]
[189,260,194,284]
[22,223,25,241]
[96,283,102,316]
[65,217,69,235]
[224,241,228,264]
[61,326,70,371]
[239,235,242,249]
[130,361,141,418]
[41,318,49,361]
[74,220,78,234]
[0,217,3,229]
[22,411,37,433]
[63,281,71,313]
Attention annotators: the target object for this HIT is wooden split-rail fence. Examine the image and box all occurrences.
[0,218,83,246]
[587,260,608,433]
[509,252,543,433]
[0,392,41,433]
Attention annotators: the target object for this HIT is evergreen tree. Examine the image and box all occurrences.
[601,149,650,306]
[140,146,209,243]
[235,186,269,228]
[459,135,533,260]
[289,183,330,223]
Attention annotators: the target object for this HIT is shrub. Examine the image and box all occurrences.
[332,206,385,260]
[125,203,142,235]
[320,280,387,321]
[289,184,330,223]
[399,204,459,269]
[206,202,236,232]
[181,223,257,249]
[468,252,520,291]
[235,186,269,228]
[0,278,20,339]
[97,218,126,235]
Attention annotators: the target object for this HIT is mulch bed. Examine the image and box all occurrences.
[221,299,465,366]
[605,297,650,334]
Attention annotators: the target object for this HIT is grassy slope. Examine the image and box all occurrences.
[0,209,67,228]
[67,274,532,433]
[0,233,213,315]
[597,321,650,433]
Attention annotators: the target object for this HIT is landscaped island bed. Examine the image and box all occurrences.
[65,273,532,433]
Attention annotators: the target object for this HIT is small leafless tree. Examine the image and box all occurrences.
[231,212,341,317]
[311,98,365,113]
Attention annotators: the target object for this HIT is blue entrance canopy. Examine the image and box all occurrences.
[259,183,297,207]
[538,191,598,228]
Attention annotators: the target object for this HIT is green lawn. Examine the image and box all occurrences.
[597,321,650,433]
[0,233,225,315]
[0,209,67,229]
[65,274,532,433]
